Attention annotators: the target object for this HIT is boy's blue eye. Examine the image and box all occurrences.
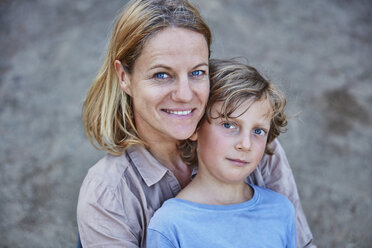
[223,122,236,129]
[155,73,168,79]
[254,129,266,136]
[190,70,204,76]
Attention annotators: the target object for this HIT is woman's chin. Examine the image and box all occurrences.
[171,128,197,141]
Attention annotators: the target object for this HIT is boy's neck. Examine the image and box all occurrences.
[177,174,253,205]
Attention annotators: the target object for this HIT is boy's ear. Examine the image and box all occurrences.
[114,60,132,96]
[189,132,198,141]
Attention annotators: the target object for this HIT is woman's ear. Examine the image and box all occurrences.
[114,60,132,96]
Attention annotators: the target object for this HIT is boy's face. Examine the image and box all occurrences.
[191,99,272,185]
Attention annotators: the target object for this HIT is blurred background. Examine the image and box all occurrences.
[0,0,371,247]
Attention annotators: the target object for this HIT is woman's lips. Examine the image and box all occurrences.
[162,108,194,117]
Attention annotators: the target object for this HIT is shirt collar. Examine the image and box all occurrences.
[126,145,168,187]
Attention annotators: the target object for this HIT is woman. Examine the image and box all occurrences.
[77,0,314,247]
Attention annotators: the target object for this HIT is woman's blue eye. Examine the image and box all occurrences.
[155,73,168,79]
[191,70,204,76]
[254,129,266,136]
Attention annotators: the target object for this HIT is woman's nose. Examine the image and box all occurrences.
[172,75,193,102]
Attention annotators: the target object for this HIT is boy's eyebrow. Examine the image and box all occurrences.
[258,123,271,129]
[255,120,271,129]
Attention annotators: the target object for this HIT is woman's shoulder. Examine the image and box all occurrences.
[77,152,133,210]
[84,152,131,189]
[78,144,161,207]
[77,149,148,217]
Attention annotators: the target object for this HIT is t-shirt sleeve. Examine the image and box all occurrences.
[260,139,315,248]
[77,175,141,248]
[287,204,298,248]
[146,229,177,248]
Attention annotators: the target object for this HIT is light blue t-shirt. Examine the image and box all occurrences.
[146,184,296,248]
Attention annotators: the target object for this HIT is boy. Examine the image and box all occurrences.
[146,59,296,247]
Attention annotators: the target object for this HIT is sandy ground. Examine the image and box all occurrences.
[0,0,371,247]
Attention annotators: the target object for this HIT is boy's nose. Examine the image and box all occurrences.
[235,134,252,152]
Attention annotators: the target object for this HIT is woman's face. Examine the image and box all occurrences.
[118,27,210,143]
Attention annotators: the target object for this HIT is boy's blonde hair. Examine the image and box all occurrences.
[179,58,288,166]
[82,0,212,155]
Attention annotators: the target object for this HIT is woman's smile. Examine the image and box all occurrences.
[162,108,194,117]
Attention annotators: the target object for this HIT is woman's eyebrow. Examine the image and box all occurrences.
[149,62,208,71]
[192,62,208,69]
[149,64,172,71]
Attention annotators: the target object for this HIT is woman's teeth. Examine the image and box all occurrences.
[165,110,192,115]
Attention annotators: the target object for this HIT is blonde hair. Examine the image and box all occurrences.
[179,58,288,166]
[83,0,212,155]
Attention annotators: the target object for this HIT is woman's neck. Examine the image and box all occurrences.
[145,137,180,168]
[146,139,193,189]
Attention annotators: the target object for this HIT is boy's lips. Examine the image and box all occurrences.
[226,158,249,166]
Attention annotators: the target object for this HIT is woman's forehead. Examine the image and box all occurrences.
[144,27,208,53]
[134,27,209,70]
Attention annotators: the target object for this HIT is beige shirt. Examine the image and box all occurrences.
[77,139,314,247]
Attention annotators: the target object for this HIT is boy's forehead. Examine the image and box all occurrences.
[211,98,273,119]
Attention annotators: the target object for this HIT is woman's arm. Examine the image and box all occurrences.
[77,175,141,248]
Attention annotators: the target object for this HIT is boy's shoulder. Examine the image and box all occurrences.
[252,184,295,211]
[149,198,185,222]
[147,198,187,237]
